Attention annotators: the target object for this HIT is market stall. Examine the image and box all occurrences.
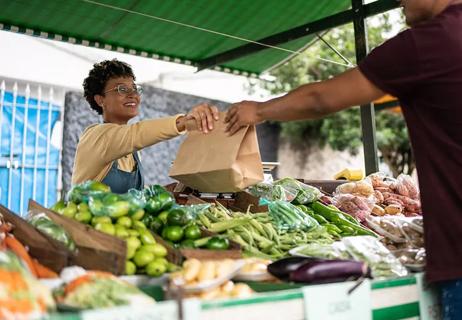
[0,165,439,319]
[1,1,439,319]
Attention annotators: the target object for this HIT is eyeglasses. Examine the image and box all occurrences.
[103,84,143,96]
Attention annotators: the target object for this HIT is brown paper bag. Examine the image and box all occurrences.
[169,112,264,193]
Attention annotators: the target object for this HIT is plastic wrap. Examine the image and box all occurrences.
[27,212,76,251]
[290,242,351,260]
[332,193,375,222]
[248,177,322,205]
[342,235,408,278]
[66,181,111,204]
[268,201,319,231]
[366,215,407,243]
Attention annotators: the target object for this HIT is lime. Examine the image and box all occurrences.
[77,202,90,212]
[146,260,167,277]
[180,239,196,248]
[115,225,129,238]
[164,226,184,242]
[184,225,202,240]
[63,203,77,219]
[151,243,168,257]
[107,201,130,218]
[125,261,136,275]
[157,211,169,224]
[139,230,156,245]
[167,209,188,226]
[132,220,146,230]
[91,216,112,226]
[50,200,66,213]
[126,236,141,252]
[117,216,132,228]
[127,229,139,237]
[94,223,115,236]
[133,250,155,267]
[130,209,145,221]
[153,257,168,266]
[75,211,92,224]
[126,247,136,259]
[88,181,111,192]
[149,217,163,233]
[102,193,119,204]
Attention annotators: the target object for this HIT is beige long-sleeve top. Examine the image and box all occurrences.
[71,115,184,185]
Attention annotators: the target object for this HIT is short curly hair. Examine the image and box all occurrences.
[83,59,136,115]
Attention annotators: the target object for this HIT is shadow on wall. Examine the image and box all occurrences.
[62,85,279,195]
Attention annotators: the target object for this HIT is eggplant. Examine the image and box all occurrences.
[268,257,321,280]
[289,259,371,284]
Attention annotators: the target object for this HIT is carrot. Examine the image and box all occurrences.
[4,235,37,277]
[33,259,58,279]
[65,271,113,295]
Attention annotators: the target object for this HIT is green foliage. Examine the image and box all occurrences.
[252,12,413,175]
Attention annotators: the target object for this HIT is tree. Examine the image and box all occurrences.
[251,12,414,176]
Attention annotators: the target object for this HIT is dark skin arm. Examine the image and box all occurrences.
[225,68,386,135]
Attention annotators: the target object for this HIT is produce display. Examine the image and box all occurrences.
[196,204,333,260]
[51,182,171,277]
[330,173,422,220]
[0,170,431,317]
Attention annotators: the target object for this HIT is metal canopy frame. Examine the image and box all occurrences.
[198,0,400,174]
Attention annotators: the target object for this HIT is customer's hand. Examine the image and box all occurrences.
[225,100,262,135]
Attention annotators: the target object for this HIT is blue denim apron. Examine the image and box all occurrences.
[101,152,144,194]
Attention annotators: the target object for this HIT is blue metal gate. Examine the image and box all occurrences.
[0,81,61,216]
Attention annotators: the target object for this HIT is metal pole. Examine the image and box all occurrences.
[352,0,379,174]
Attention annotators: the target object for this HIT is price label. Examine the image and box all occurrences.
[302,280,371,320]
[416,273,442,320]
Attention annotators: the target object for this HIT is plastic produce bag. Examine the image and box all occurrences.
[269,201,319,231]
[248,182,297,203]
[27,212,76,251]
[274,177,322,204]
[366,215,407,243]
[290,242,351,260]
[342,235,408,278]
[119,188,147,215]
[332,193,375,222]
[143,184,175,214]
[67,181,111,204]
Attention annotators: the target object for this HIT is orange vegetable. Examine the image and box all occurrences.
[4,235,37,277]
[33,259,58,279]
[65,271,113,295]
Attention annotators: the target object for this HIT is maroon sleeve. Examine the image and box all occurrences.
[358,29,421,98]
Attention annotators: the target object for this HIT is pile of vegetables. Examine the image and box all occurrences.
[50,182,171,277]
[196,204,333,260]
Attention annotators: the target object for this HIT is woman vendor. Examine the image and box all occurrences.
[71,59,218,193]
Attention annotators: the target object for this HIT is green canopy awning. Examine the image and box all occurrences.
[0,0,354,76]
